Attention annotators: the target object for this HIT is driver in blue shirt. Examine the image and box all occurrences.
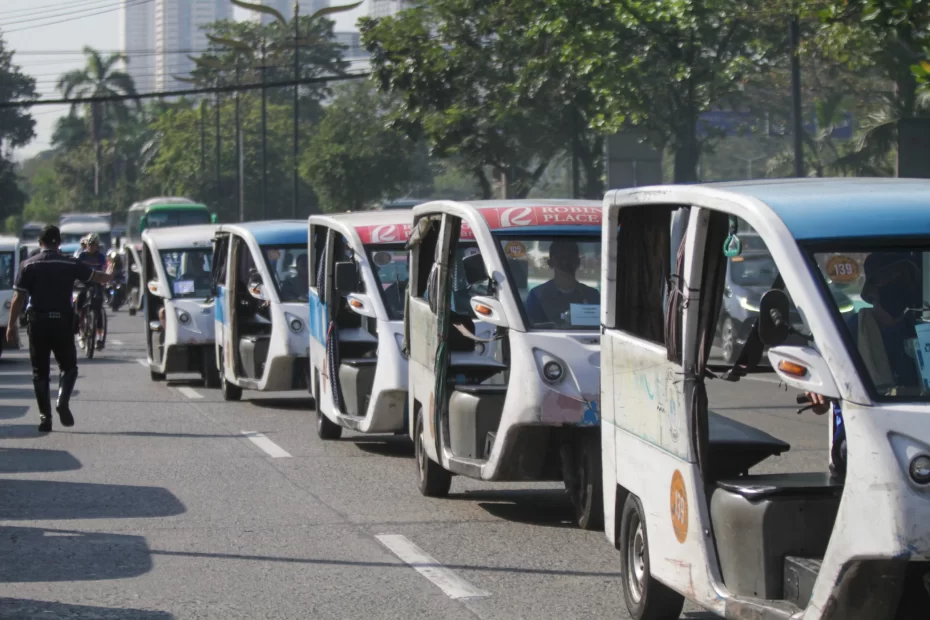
[524,239,599,327]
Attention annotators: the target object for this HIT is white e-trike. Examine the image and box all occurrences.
[600,179,930,620]
[141,225,220,384]
[406,199,605,529]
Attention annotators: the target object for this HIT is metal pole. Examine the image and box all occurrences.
[570,106,580,198]
[215,87,221,211]
[200,100,206,173]
[292,1,300,218]
[235,61,243,222]
[789,15,804,177]
[261,38,268,218]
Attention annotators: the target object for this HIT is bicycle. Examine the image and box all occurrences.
[77,284,107,359]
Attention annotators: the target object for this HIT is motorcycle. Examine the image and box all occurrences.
[107,281,125,312]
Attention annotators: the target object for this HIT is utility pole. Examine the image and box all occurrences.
[789,14,804,177]
[570,105,580,198]
[200,99,206,174]
[235,60,243,222]
[260,38,268,218]
[215,87,221,212]
[292,1,300,218]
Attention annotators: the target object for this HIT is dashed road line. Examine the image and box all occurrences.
[110,339,124,346]
[376,534,491,601]
[177,386,203,399]
[241,431,292,458]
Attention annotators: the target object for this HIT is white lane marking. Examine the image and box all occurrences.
[110,339,124,346]
[177,386,203,399]
[135,359,149,367]
[376,534,491,601]
[241,431,292,458]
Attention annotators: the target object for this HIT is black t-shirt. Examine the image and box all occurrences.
[15,250,94,313]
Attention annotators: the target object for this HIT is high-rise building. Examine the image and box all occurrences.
[119,0,156,94]
[249,0,330,25]
[368,0,416,19]
[154,0,233,92]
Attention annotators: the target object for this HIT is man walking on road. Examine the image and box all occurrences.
[5,225,112,432]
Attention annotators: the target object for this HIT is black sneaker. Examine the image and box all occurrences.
[38,417,52,433]
[96,340,104,350]
[57,406,74,427]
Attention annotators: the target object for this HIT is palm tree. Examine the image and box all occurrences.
[57,46,139,196]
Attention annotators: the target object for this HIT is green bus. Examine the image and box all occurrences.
[126,197,217,246]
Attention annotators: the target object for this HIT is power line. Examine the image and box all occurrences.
[4,0,154,34]
[1,71,371,108]
[1,0,119,18]
[0,0,126,27]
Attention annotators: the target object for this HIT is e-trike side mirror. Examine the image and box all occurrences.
[334,261,359,296]
[758,289,791,347]
[247,271,265,301]
[462,253,488,287]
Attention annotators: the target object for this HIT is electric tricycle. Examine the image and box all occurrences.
[406,199,604,529]
[600,179,930,620]
[141,225,219,384]
[211,221,310,401]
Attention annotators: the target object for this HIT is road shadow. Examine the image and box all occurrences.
[0,405,28,420]
[0,388,80,400]
[0,479,186,521]
[352,436,414,459]
[0,448,81,474]
[66,430,235,439]
[0,424,49,439]
[452,488,582,529]
[0,373,31,385]
[248,397,315,410]
[0,526,156,584]
[0,598,173,619]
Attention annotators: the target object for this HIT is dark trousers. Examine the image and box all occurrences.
[28,317,78,382]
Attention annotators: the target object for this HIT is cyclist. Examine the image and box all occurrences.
[75,234,108,350]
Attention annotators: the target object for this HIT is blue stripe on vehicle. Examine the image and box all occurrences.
[308,289,327,343]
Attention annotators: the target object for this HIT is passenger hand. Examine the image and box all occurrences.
[805,392,830,415]
[6,325,17,347]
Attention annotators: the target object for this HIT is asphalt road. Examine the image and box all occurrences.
[0,311,828,619]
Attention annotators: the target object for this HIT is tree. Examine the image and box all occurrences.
[56,47,139,196]
[0,35,37,220]
[361,0,588,198]
[300,80,430,211]
[526,0,789,183]
[817,0,930,174]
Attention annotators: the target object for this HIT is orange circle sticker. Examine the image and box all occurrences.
[504,241,527,259]
[670,470,688,543]
[826,255,860,284]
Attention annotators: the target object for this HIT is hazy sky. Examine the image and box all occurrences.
[5,0,369,160]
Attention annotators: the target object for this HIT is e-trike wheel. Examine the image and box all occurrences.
[563,432,604,531]
[202,349,221,388]
[619,494,685,620]
[150,369,166,381]
[316,407,342,440]
[415,411,451,497]
[219,351,242,401]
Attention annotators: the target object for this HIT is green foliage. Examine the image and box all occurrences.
[361,0,597,198]
[301,81,430,211]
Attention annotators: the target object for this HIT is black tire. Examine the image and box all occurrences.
[150,369,166,381]
[415,412,451,497]
[83,309,95,360]
[316,407,342,440]
[129,307,137,317]
[202,349,221,388]
[619,495,685,620]
[721,316,737,365]
[219,351,242,401]
[563,432,604,531]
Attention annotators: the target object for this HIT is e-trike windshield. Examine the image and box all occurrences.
[494,233,601,331]
[160,248,213,299]
[366,244,409,321]
[808,244,930,402]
